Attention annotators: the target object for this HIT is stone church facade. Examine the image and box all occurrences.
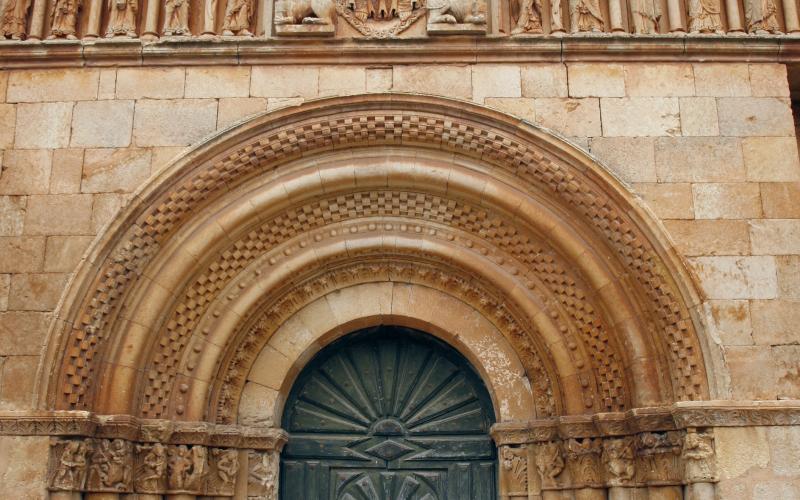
[0,0,800,495]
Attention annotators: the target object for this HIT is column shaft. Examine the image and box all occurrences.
[84,0,104,37]
[667,0,686,31]
[783,0,800,32]
[725,0,744,31]
[27,0,48,39]
[608,0,626,31]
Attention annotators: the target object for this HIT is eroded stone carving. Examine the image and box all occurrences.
[50,440,89,491]
[565,437,603,487]
[745,0,781,33]
[427,0,486,33]
[222,0,254,35]
[636,432,682,484]
[1,0,31,39]
[135,443,168,493]
[682,429,716,483]
[167,444,207,492]
[208,448,239,496]
[688,0,722,33]
[105,0,138,37]
[602,437,635,486]
[535,441,565,488]
[163,0,191,35]
[501,445,528,495]
[248,450,279,498]
[48,0,82,39]
[512,0,543,33]
[86,439,133,492]
[274,0,335,34]
[630,0,660,33]
[570,0,603,32]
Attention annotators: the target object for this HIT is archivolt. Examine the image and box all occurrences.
[40,94,712,422]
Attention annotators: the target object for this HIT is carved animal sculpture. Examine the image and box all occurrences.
[427,0,485,24]
[274,0,335,25]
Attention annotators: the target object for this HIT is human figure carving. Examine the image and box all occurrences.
[512,0,544,33]
[501,446,528,493]
[1,0,32,39]
[222,0,254,35]
[535,441,565,488]
[630,0,660,33]
[213,448,239,488]
[52,440,89,491]
[570,0,603,32]
[136,443,167,492]
[163,0,191,35]
[688,0,722,33]
[105,0,138,37]
[427,0,486,25]
[602,438,635,486]
[87,439,131,491]
[274,0,335,26]
[682,430,716,482]
[47,0,82,39]
[745,0,781,33]
[249,451,279,497]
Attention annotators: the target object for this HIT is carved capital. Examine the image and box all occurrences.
[602,437,636,487]
[565,437,603,488]
[534,441,565,490]
[248,450,279,499]
[682,429,717,483]
[635,431,683,485]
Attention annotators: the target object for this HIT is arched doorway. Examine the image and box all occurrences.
[281,326,497,500]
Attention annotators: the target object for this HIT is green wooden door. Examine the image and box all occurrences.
[281,326,497,500]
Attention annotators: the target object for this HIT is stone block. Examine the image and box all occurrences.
[115,67,185,99]
[49,149,84,194]
[753,481,800,499]
[750,299,800,345]
[0,311,50,354]
[81,148,151,193]
[98,68,116,100]
[654,137,744,182]
[251,66,320,98]
[567,63,625,97]
[777,255,800,298]
[149,147,185,175]
[0,72,7,102]
[0,103,15,148]
[534,98,601,137]
[714,426,769,479]
[623,64,695,97]
[91,193,126,233]
[601,98,680,137]
[772,345,800,399]
[749,219,800,255]
[633,183,694,219]
[679,97,719,136]
[70,100,134,148]
[590,137,655,183]
[133,99,218,147]
[690,256,777,299]
[717,97,795,137]
[0,436,49,499]
[0,355,37,409]
[6,68,99,102]
[23,194,93,235]
[366,67,392,92]
[521,64,568,97]
[217,97,267,129]
[266,97,304,112]
[663,220,750,256]
[472,64,521,103]
[693,63,751,97]
[14,102,73,149]
[726,346,780,398]
[742,137,800,181]
[767,425,800,476]
[8,273,68,311]
[484,98,535,122]
[237,382,278,427]
[392,65,472,99]
[0,237,45,273]
[0,274,7,311]
[708,300,753,345]
[0,195,25,236]
[248,345,291,390]
[0,150,52,195]
[44,235,93,272]
[749,63,790,97]
[761,182,800,218]
[185,66,251,98]
[319,66,367,96]
[693,183,762,219]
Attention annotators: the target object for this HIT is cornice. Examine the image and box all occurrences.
[0,34,798,69]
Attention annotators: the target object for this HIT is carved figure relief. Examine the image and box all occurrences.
[630,0,660,33]
[534,441,565,489]
[135,443,168,493]
[163,0,191,35]
[570,0,603,32]
[745,0,781,33]
[167,445,207,492]
[602,437,635,486]
[105,0,138,37]
[682,430,716,483]
[208,448,239,496]
[331,0,426,37]
[48,0,82,39]
[222,0,254,35]
[565,438,603,486]
[636,432,682,484]
[1,0,32,39]
[51,440,89,491]
[512,0,544,33]
[427,0,486,31]
[274,0,335,31]
[86,439,133,492]
[501,446,528,495]
[248,450,279,498]
[688,0,722,33]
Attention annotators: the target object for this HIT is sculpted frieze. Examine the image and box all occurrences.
[50,440,90,491]
[687,0,722,33]
[248,450,280,499]
[48,0,82,39]
[682,429,716,483]
[534,441,565,489]
[209,448,240,496]
[565,437,603,487]
[427,0,486,33]
[86,438,133,492]
[602,437,635,487]
[106,0,138,37]
[135,443,168,493]
[500,445,529,495]
[0,0,31,39]
[635,431,682,485]
[223,0,255,35]
[745,0,781,33]
[163,0,191,35]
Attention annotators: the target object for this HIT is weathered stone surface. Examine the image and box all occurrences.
[567,63,625,97]
[98,68,116,100]
[81,148,151,193]
[708,300,753,346]
[0,196,25,236]
[0,104,15,149]
[251,66,320,98]
[693,63,751,97]
[690,256,777,299]
[717,97,795,137]
[776,255,800,298]
[589,137,656,183]
[750,300,800,345]
[366,68,392,93]
[70,100,134,148]
[773,345,800,399]
[91,193,125,233]
[44,235,93,272]
[655,137,744,182]
[0,237,45,273]
[484,98,535,122]
[6,69,99,102]
[0,311,50,354]
[679,97,719,136]
[761,182,800,218]
[753,481,800,499]
[0,150,51,195]
[0,355,38,409]
[248,345,292,390]
[0,436,49,498]
[521,64,568,97]
[267,97,304,112]
[750,219,800,255]
[742,137,800,181]
[634,183,694,219]
[185,66,251,98]
[472,64,521,103]
[767,426,800,476]
[664,220,750,255]
[601,98,680,137]
[237,382,278,427]
[693,183,762,219]
[7,273,68,311]
[14,102,73,149]
[623,64,694,96]
[0,274,8,311]
[217,97,268,129]
[49,149,84,194]
[149,147,185,176]
[319,67,367,96]
[23,194,93,235]
[726,347,779,399]
[133,99,218,147]
[392,65,472,99]
[534,98,601,137]
[714,426,769,479]
[116,67,185,99]
[749,64,790,97]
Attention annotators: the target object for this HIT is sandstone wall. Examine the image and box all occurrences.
[0,62,798,498]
